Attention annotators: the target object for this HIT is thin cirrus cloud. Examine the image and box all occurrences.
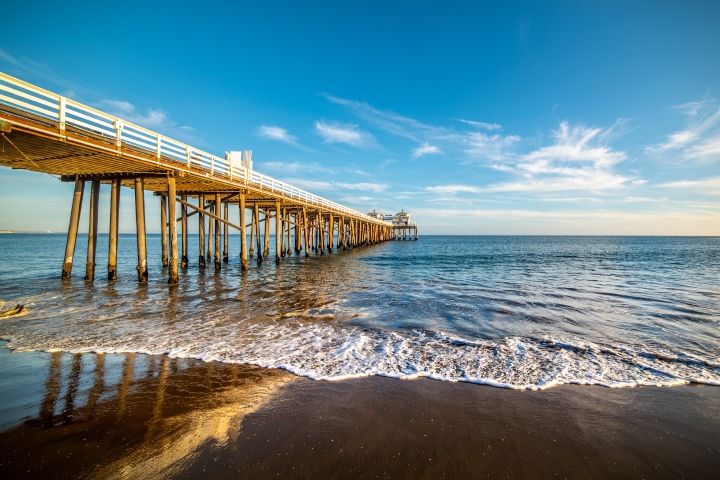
[256,125,298,145]
[260,161,335,174]
[282,178,388,193]
[645,98,720,163]
[325,93,635,195]
[324,93,520,162]
[314,121,378,148]
[655,176,720,193]
[98,99,195,139]
[427,121,632,194]
[455,118,502,130]
[411,142,442,158]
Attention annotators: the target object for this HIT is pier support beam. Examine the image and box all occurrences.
[214,193,221,270]
[84,180,100,280]
[263,208,270,258]
[160,195,168,266]
[198,194,206,268]
[249,204,256,258]
[239,191,248,270]
[207,201,213,263]
[181,195,188,268]
[223,201,229,263]
[303,208,310,257]
[286,210,292,256]
[108,179,120,281]
[255,204,262,263]
[295,213,301,254]
[275,201,281,263]
[328,214,333,252]
[339,216,344,249]
[134,178,148,282]
[61,179,85,279]
[280,208,286,257]
[167,176,179,284]
[319,212,324,255]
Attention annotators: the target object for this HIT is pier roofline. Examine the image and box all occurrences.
[0,72,404,284]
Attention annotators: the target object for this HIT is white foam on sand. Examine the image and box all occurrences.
[2,317,719,390]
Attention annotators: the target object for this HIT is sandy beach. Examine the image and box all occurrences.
[1,346,718,479]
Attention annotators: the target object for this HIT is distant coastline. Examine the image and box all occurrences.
[0,230,55,234]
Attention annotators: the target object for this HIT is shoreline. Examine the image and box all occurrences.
[1,347,719,478]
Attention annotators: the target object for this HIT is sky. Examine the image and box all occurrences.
[1,0,719,235]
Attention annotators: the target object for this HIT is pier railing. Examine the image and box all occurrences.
[0,72,389,224]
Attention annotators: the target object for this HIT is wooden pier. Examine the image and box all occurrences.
[0,72,412,284]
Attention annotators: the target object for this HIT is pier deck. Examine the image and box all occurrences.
[0,72,402,283]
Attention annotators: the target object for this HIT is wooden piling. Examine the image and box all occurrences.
[134,178,148,282]
[249,203,256,258]
[295,213,301,254]
[207,201,213,262]
[319,212,324,255]
[84,180,100,281]
[280,207,286,258]
[302,207,310,257]
[223,201,229,263]
[198,194,206,268]
[160,195,168,266]
[255,204,262,263]
[239,191,248,270]
[181,195,188,268]
[107,179,120,281]
[61,179,84,279]
[167,176,179,284]
[214,193,221,270]
[263,208,270,258]
[340,220,345,249]
[286,210,292,256]
[275,201,281,263]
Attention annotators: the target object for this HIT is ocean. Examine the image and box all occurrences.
[1,234,718,390]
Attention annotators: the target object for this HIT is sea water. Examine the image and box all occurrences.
[0,234,718,389]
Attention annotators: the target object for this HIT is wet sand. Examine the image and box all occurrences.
[0,347,719,479]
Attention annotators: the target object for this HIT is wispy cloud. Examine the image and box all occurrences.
[256,125,298,145]
[325,94,520,161]
[98,100,194,137]
[655,176,720,193]
[336,182,388,193]
[260,161,335,173]
[645,98,720,163]
[411,142,442,158]
[282,178,388,193]
[428,121,631,194]
[463,132,521,160]
[314,121,378,148]
[427,185,481,194]
[455,119,502,130]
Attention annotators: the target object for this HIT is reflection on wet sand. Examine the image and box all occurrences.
[0,351,295,479]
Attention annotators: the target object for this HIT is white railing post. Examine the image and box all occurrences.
[210,155,215,175]
[156,133,161,159]
[58,96,66,134]
[186,146,191,168]
[114,119,123,150]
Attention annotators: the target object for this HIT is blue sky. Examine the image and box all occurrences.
[1,0,719,234]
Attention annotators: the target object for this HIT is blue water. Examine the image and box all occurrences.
[1,234,719,389]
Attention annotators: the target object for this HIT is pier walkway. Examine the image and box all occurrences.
[0,72,402,284]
